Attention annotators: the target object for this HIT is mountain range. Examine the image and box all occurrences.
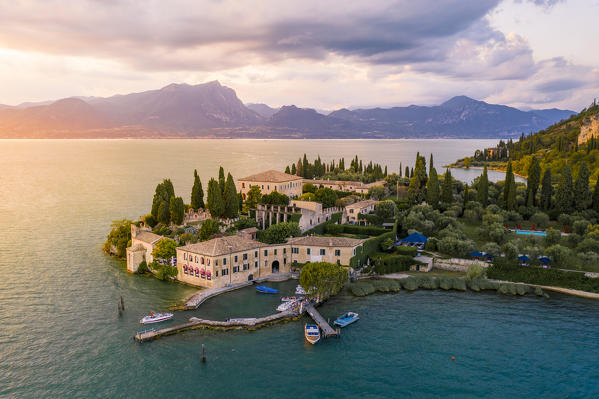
[0,81,575,139]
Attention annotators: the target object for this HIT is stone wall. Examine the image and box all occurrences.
[433,258,488,272]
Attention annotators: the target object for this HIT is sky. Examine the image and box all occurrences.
[0,0,598,111]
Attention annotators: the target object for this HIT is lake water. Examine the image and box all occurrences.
[1,139,593,399]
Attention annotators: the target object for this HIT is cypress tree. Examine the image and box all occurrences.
[477,165,489,206]
[405,166,410,178]
[151,179,175,218]
[507,179,517,210]
[399,163,403,177]
[441,169,453,203]
[285,165,291,174]
[502,161,514,208]
[207,178,225,218]
[426,168,440,208]
[463,183,470,208]
[191,170,204,210]
[574,162,591,211]
[429,154,434,175]
[169,196,185,225]
[291,163,296,175]
[540,168,553,210]
[296,159,303,177]
[555,165,574,214]
[158,200,170,224]
[592,179,599,212]
[218,166,226,195]
[526,157,541,207]
[223,173,239,218]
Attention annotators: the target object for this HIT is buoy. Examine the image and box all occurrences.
[451,356,455,361]
[201,344,206,363]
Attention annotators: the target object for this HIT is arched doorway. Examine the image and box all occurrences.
[248,274,253,281]
[271,260,280,274]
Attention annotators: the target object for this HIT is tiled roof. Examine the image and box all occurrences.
[287,236,366,248]
[238,170,303,183]
[346,199,378,209]
[179,236,267,256]
[134,231,164,244]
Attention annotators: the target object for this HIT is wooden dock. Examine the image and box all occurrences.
[305,304,338,338]
[134,310,298,343]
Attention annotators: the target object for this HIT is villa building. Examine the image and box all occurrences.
[308,179,385,194]
[344,199,378,224]
[176,234,365,289]
[126,225,165,273]
[237,170,303,200]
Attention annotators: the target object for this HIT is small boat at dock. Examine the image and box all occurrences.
[333,312,359,327]
[295,285,306,295]
[305,324,321,344]
[140,312,174,324]
[281,296,303,302]
[277,300,299,312]
[256,285,278,294]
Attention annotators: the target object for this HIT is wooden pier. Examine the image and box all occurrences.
[305,304,338,338]
[134,310,298,343]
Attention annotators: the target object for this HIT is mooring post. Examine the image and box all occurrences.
[201,344,206,363]
[120,296,125,311]
[118,304,122,316]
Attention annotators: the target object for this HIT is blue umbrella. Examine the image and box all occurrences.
[471,251,483,257]
[538,256,551,264]
[518,255,530,262]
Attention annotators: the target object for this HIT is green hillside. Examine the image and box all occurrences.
[454,101,599,182]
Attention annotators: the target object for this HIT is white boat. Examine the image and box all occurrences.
[333,312,359,327]
[277,300,299,312]
[140,312,174,324]
[305,324,320,344]
[281,296,303,302]
[295,285,306,295]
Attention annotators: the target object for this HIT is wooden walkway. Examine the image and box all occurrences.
[305,304,338,338]
[135,310,298,343]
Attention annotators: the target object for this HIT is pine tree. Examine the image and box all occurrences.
[426,167,440,208]
[555,165,574,214]
[223,173,239,218]
[151,179,175,219]
[477,165,489,207]
[191,170,204,210]
[592,178,599,212]
[441,169,453,203]
[526,157,541,207]
[540,168,553,210]
[574,162,591,211]
[207,178,225,218]
[218,166,225,195]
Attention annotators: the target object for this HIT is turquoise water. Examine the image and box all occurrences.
[1,139,597,398]
[515,230,548,237]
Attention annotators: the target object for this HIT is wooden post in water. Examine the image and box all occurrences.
[120,296,125,311]
[201,344,206,363]
[118,303,122,317]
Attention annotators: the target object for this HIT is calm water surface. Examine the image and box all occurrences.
[0,139,594,399]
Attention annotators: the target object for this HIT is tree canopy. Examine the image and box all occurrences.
[191,169,204,210]
[299,262,348,301]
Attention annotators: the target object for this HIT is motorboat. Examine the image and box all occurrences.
[281,296,303,302]
[256,285,279,294]
[140,312,174,324]
[295,285,306,295]
[333,312,359,328]
[304,324,320,344]
[276,300,299,312]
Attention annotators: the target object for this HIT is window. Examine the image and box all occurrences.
[243,264,249,271]
[215,270,219,277]
[352,248,356,255]
[200,257,203,264]
[254,261,258,268]
[307,248,311,255]
[208,259,211,266]
[350,209,354,214]
[234,255,238,263]
[320,249,326,256]
[284,258,287,264]
[242,183,245,188]
[184,253,187,260]
[223,258,227,265]
[275,185,277,191]
[283,248,286,254]
[233,266,239,273]
[195,256,198,263]
[274,249,277,255]
[267,185,270,190]
[292,247,299,254]
[222,268,229,276]
[264,250,268,256]
[243,253,248,260]
[335,249,341,256]
[261,185,264,189]
[254,251,258,257]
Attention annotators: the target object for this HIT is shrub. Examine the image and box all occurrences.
[545,229,561,246]
[372,254,419,274]
[395,246,417,257]
[466,263,487,280]
[325,224,387,236]
[530,212,550,229]
[349,281,375,296]
[573,219,591,236]
[304,212,342,235]
[136,260,148,274]
[545,244,572,267]
[375,200,398,219]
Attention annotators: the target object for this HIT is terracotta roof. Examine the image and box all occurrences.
[238,170,303,183]
[346,199,378,209]
[179,236,267,256]
[287,236,366,247]
[308,179,385,188]
[134,231,164,244]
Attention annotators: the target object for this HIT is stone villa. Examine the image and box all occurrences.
[237,170,303,200]
[126,225,165,273]
[344,199,378,224]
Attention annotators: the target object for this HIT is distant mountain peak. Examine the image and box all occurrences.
[441,95,480,108]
